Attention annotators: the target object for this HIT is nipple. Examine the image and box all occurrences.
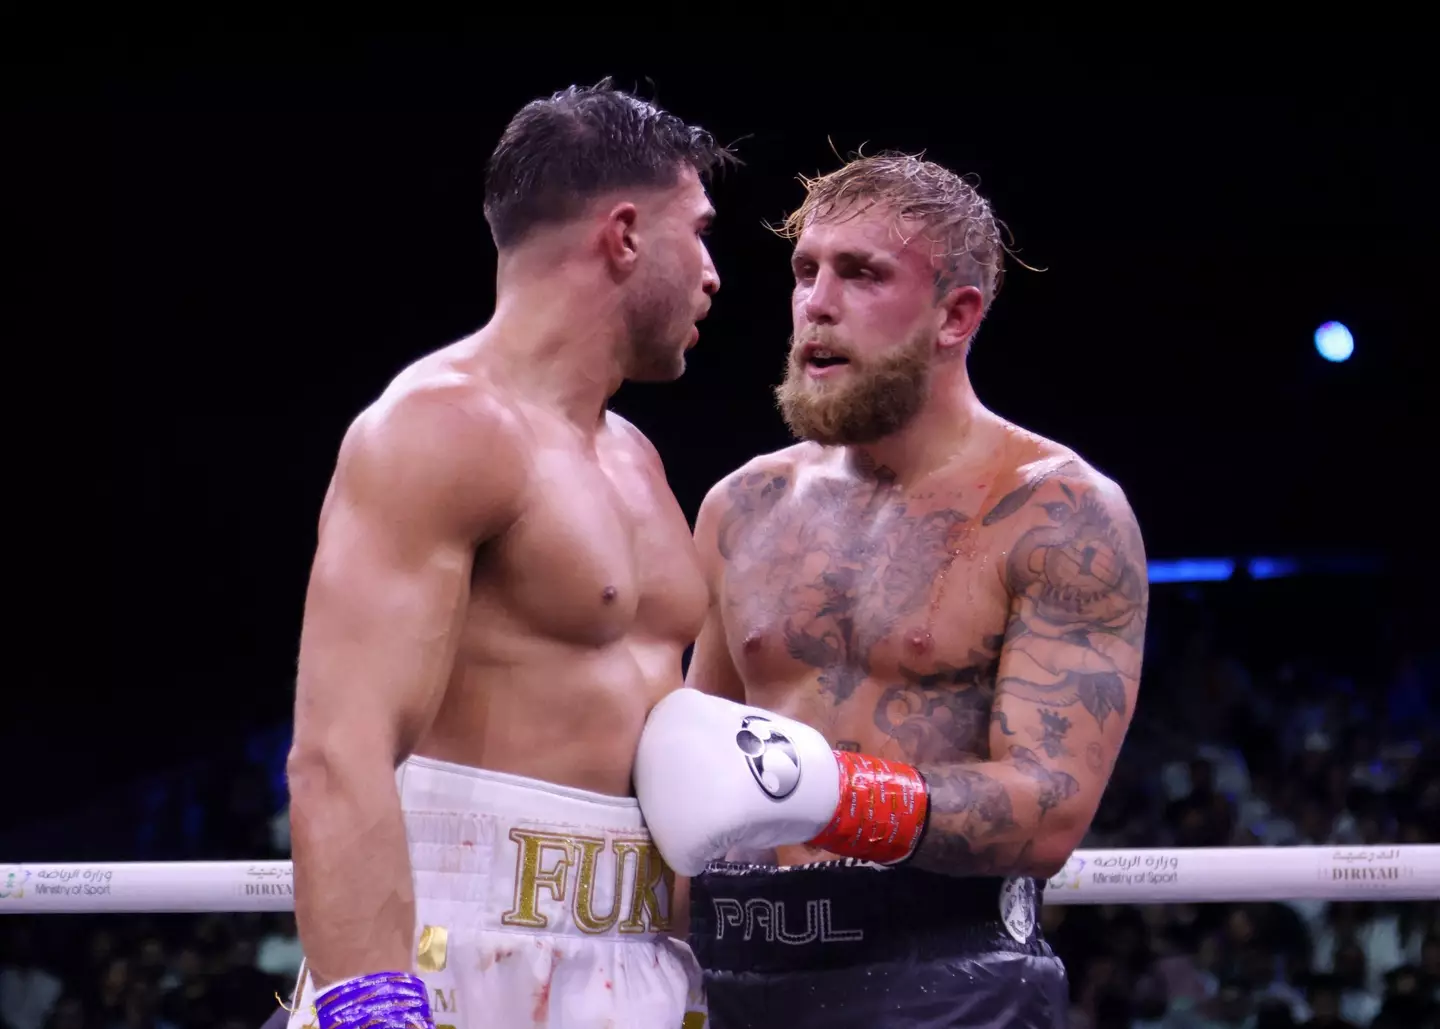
[743,630,764,653]
[907,630,933,654]
[601,586,618,604]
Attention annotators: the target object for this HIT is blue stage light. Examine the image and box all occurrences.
[1315,321,1354,362]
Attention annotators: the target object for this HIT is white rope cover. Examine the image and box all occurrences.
[2,845,1435,914]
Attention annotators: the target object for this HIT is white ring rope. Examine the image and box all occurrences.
[2,845,1435,914]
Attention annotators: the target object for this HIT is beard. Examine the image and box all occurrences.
[774,328,934,445]
[623,258,693,383]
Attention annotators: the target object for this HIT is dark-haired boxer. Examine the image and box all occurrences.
[280,78,734,1029]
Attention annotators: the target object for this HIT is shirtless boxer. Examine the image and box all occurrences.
[635,153,1149,1028]
[280,79,733,1029]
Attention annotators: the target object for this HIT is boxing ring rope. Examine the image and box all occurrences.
[2,845,1435,914]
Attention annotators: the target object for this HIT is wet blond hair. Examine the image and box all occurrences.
[776,150,1024,310]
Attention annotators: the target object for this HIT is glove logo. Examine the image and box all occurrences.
[735,716,801,800]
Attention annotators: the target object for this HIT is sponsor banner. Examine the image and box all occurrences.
[4,847,1437,913]
[1316,847,1417,889]
[1044,845,1439,906]
[0,861,294,913]
[1046,850,1182,897]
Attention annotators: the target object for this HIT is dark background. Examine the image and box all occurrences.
[11,34,1435,825]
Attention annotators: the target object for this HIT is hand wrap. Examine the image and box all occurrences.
[808,751,929,865]
[316,971,434,1029]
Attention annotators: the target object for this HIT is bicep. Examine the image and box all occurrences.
[295,493,474,759]
[989,477,1149,823]
[292,400,517,761]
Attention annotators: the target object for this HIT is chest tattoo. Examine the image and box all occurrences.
[721,470,985,711]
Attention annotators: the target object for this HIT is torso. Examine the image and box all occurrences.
[713,431,1081,864]
[410,360,708,796]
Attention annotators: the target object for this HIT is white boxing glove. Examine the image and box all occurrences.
[633,688,932,877]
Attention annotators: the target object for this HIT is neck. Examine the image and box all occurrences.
[481,245,629,430]
[844,364,989,484]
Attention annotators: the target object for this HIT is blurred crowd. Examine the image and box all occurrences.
[1052,583,1440,1029]
[0,756,298,1029]
[2,578,1437,1029]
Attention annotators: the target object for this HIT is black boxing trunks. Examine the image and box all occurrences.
[689,859,1069,1029]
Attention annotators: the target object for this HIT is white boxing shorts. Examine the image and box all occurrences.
[283,756,708,1029]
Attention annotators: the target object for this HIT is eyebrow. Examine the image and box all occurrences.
[792,247,892,269]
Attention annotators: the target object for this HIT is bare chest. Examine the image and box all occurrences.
[718,481,1010,760]
[485,445,708,648]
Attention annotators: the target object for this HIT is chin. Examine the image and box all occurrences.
[629,354,686,384]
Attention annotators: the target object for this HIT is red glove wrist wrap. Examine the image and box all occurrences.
[807,750,929,864]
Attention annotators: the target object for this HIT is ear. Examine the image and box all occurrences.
[599,202,641,274]
[936,285,985,354]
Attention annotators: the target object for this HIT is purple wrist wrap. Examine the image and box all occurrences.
[316,972,433,1029]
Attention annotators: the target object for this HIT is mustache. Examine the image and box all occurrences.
[789,330,850,359]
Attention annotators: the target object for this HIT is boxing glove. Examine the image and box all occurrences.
[633,688,930,877]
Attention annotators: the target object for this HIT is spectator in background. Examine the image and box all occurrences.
[255,914,302,982]
[1305,974,1361,1029]
[41,997,85,1029]
[0,924,61,1029]
[2,579,1435,1029]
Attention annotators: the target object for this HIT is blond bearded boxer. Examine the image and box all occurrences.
[279,80,732,1029]
[635,153,1149,1028]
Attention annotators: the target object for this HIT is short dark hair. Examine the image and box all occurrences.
[484,77,738,249]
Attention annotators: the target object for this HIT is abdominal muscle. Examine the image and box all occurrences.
[414,634,687,799]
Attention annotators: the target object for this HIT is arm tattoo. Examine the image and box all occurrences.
[924,765,1018,834]
[905,748,1081,876]
[1035,709,1072,759]
[907,763,1016,876]
[996,485,1147,731]
[871,639,1002,763]
[1008,745,1081,819]
[979,460,1079,527]
[901,478,1145,878]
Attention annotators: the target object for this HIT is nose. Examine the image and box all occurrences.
[801,267,839,325]
[702,251,720,297]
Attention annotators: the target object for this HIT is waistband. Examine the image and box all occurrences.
[690,859,1049,973]
[394,756,673,942]
[396,755,646,828]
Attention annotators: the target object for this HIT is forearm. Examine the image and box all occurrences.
[288,747,416,985]
[908,758,1082,879]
